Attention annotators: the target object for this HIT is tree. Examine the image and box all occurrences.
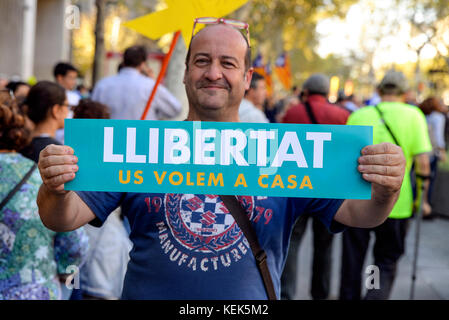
[402,0,449,87]
[228,0,356,92]
[92,0,107,87]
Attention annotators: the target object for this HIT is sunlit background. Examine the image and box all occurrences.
[1,0,448,104]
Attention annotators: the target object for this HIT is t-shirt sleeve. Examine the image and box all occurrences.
[75,191,124,227]
[292,197,346,233]
[410,109,432,156]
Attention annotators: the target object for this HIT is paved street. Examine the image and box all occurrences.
[291,215,449,300]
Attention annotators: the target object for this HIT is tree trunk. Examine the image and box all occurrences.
[92,0,106,87]
[164,35,189,120]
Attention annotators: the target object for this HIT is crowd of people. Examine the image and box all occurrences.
[0,18,447,300]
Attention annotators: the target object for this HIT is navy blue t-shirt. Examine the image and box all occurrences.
[76,191,344,299]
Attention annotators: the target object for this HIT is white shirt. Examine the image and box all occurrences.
[427,111,446,150]
[91,67,181,120]
[80,209,132,299]
[67,90,81,107]
[239,98,269,123]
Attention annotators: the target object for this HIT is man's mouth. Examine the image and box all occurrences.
[202,85,226,90]
[197,81,230,91]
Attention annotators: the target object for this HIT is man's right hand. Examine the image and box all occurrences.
[38,144,79,194]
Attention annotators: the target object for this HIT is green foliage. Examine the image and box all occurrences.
[229,0,356,90]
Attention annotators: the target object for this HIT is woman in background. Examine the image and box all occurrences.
[0,89,88,299]
[20,81,68,161]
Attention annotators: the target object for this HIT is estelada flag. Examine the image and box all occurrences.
[253,53,266,78]
[252,53,273,97]
[264,62,273,97]
[275,52,292,90]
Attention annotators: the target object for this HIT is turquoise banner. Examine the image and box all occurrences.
[65,119,372,199]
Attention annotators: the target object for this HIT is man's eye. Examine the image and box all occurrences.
[195,59,209,65]
[222,61,236,68]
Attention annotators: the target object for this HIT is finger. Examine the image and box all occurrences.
[358,153,403,166]
[39,154,78,169]
[44,172,76,188]
[361,173,402,188]
[362,142,401,155]
[358,164,404,177]
[41,164,78,179]
[39,144,74,160]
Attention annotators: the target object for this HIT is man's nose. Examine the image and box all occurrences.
[204,61,223,81]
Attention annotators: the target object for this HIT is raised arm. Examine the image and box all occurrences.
[334,142,405,228]
[37,144,96,232]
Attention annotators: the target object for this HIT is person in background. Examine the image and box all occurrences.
[404,89,418,106]
[239,72,269,123]
[76,84,90,100]
[270,86,300,124]
[70,99,132,300]
[263,95,283,123]
[19,81,89,299]
[92,45,181,121]
[285,85,301,109]
[340,71,432,300]
[365,91,381,106]
[336,89,358,113]
[5,81,30,100]
[280,73,349,300]
[5,81,31,111]
[53,62,81,143]
[20,81,68,162]
[418,97,447,219]
[72,99,109,119]
[282,74,349,125]
[54,62,80,108]
[0,90,88,300]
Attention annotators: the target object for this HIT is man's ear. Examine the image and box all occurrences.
[244,68,254,91]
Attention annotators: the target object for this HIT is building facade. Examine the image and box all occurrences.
[0,0,72,81]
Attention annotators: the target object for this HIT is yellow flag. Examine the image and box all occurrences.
[123,0,249,45]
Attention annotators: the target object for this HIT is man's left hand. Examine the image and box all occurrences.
[357,142,406,199]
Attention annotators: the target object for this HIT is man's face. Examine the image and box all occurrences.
[57,70,77,91]
[184,24,252,121]
[247,79,267,108]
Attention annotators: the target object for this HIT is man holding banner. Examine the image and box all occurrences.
[36,21,406,300]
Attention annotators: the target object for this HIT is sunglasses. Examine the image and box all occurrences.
[191,17,250,47]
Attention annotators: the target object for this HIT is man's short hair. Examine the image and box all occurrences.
[377,71,408,96]
[53,62,78,78]
[249,72,264,89]
[123,46,147,68]
[185,26,252,71]
[302,73,330,96]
